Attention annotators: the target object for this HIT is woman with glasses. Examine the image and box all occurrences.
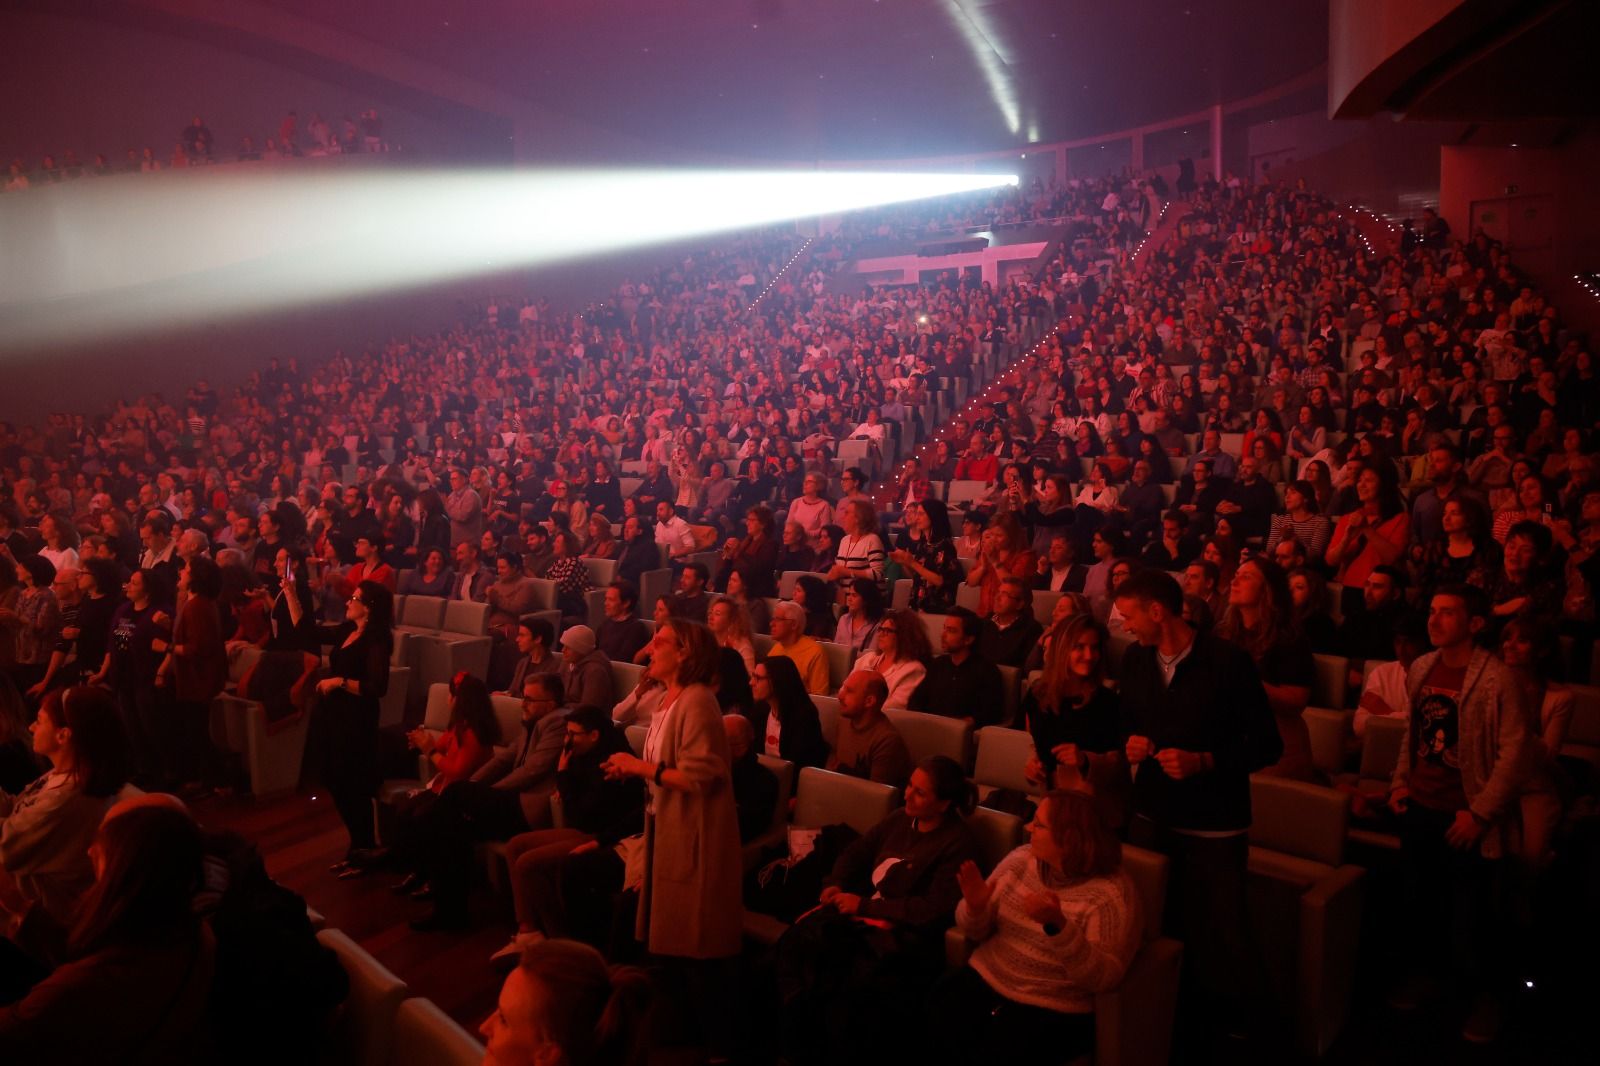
[314,580,395,875]
[749,655,828,772]
[853,608,931,710]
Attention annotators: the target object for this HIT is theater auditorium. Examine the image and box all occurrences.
[0,2,1597,1063]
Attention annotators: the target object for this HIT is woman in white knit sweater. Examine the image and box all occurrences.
[929,789,1143,1061]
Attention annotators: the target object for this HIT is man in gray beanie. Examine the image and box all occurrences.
[560,624,614,710]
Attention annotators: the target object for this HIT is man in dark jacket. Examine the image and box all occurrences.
[1114,570,1280,1043]
[489,704,645,962]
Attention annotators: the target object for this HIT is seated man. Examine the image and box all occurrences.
[559,626,614,711]
[1037,535,1088,594]
[491,704,645,963]
[595,579,651,663]
[768,600,830,695]
[1213,455,1277,542]
[976,578,1043,669]
[908,608,1004,727]
[409,673,568,931]
[827,671,911,788]
[670,562,712,623]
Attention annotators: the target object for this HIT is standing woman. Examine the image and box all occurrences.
[2,556,60,697]
[717,504,779,600]
[827,500,887,591]
[1215,557,1316,781]
[1019,614,1128,825]
[317,580,394,873]
[890,499,964,614]
[1325,460,1409,619]
[152,556,226,794]
[601,619,742,1059]
[1499,617,1571,869]
[99,568,171,788]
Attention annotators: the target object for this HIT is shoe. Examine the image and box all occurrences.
[407,882,434,901]
[391,873,425,895]
[410,909,469,933]
[329,859,353,875]
[490,931,545,966]
[336,864,371,880]
[1461,995,1502,1044]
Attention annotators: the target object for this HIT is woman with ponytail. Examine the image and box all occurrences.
[480,938,651,1066]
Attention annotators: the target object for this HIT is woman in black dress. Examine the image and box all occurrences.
[314,580,394,874]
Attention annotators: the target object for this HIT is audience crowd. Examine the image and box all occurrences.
[0,165,1596,1062]
[3,107,391,193]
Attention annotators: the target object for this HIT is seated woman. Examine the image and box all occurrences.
[930,789,1142,1063]
[0,798,212,1062]
[708,597,757,677]
[1287,567,1340,654]
[479,939,650,1066]
[0,686,127,963]
[749,655,828,773]
[398,546,453,597]
[776,756,978,1066]
[791,575,836,641]
[831,578,885,654]
[852,608,931,710]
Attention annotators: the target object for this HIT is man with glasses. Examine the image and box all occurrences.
[832,468,870,528]
[410,673,568,931]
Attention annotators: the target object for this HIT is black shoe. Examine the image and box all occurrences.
[409,909,469,933]
[329,859,353,874]
[391,873,426,896]
[336,863,371,880]
[407,883,434,901]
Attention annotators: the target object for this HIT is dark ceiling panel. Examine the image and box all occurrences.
[231,0,1330,157]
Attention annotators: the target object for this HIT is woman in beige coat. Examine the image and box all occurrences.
[603,618,741,1053]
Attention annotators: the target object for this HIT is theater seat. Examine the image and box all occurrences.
[1247,775,1365,1059]
[625,724,647,755]
[212,692,311,797]
[819,641,854,693]
[811,695,840,749]
[1310,653,1349,709]
[377,666,411,731]
[317,928,408,1066]
[965,806,1024,874]
[610,660,644,702]
[944,844,1182,1066]
[1304,707,1350,779]
[1562,682,1600,771]
[743,753,795,873]
[388,998,484,1066]
[884,707,972,769]
[972,725,1039,804]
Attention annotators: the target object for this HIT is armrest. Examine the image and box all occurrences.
[1095,937,1183,1066]
[1297,863,1365,1059]
[944,926,975,969]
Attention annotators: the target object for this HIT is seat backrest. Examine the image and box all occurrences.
[918,612,949,650]
[1358,714,1408,781]
[947,480,989,508]
[1303,708,1350,778]
[442,599,489,637]
[490,694,524,745]
[625,724,647,755]
[995,664,1021,728]
[973,726,1037,793]
[316,928,408,1066]
[966,806,1024,875]
[757,753,796,837]
[1568,683,1600,746]
[884,708,972,769]
[812,694,840,749]
[638,569,672,618]
[527,579,558,611]
[753,632,776,658]
[793,767,900,834]
[1106,633,1134,675]
[1311,652,1349,708]
[778,570,809,599]
[1248,775,1348,867]
[401,595,446,631]
[820,641,854,692]
[610,660,644,701]
[423,682,453,732]
[891,578,913,610]
[955,583,982,613]
[1120,844,1169,944]
[582,556,618,587]
[389,997,484,1066]
[1032,589,1062,626]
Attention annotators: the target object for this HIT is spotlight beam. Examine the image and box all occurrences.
[0,168,1017,351]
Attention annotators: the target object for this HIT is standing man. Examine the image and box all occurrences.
[1113,570,1281,1045]
[446,468,483,548]
[1386,585,1533,1043]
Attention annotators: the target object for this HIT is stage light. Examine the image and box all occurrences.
[0,167,1017,350]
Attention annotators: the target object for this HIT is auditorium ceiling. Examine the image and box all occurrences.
[247,0,1329,159]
